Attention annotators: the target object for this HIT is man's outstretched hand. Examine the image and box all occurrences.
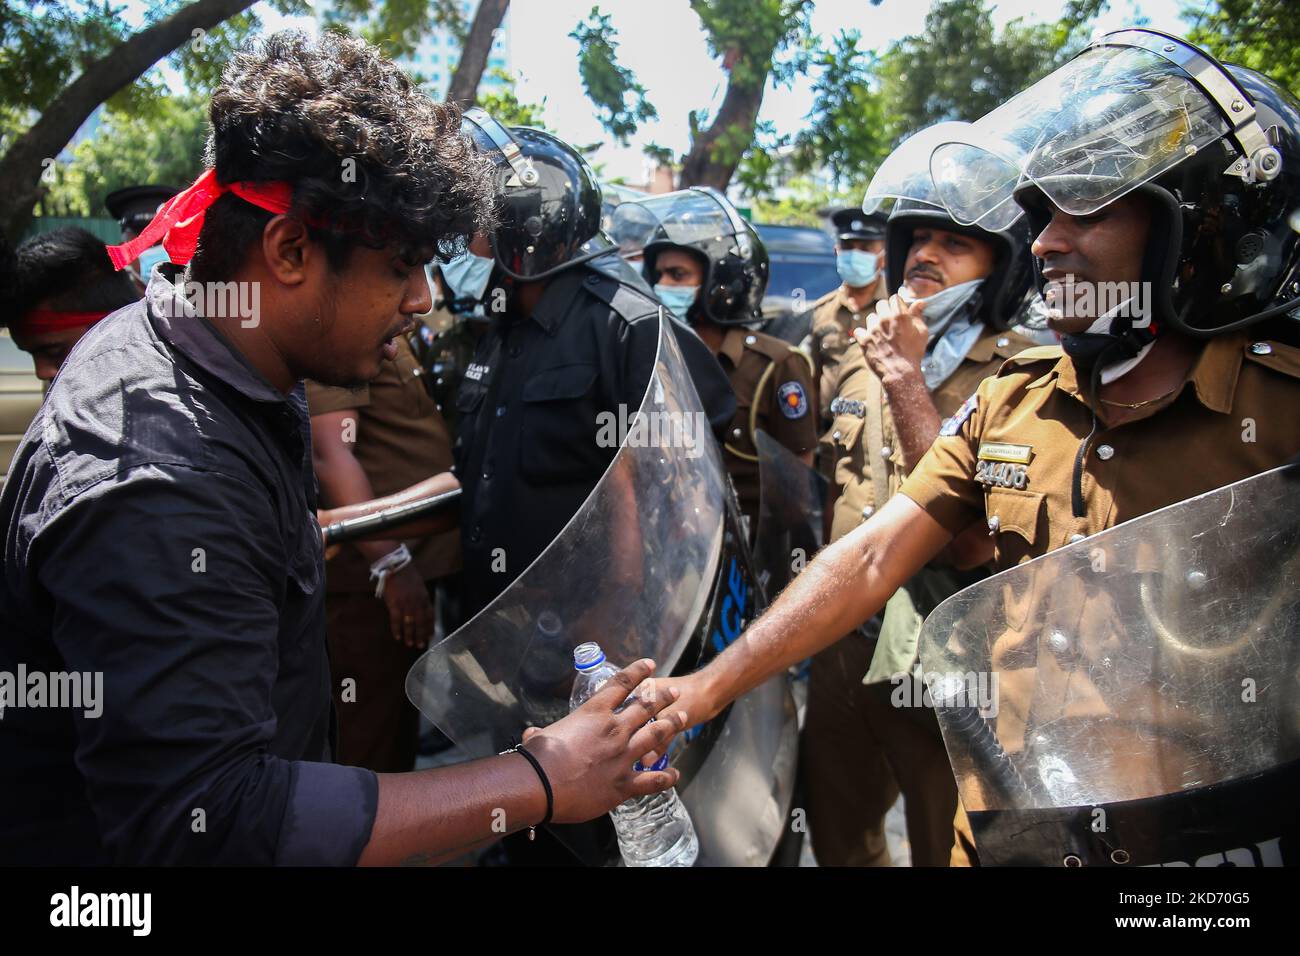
[519,659,687,823]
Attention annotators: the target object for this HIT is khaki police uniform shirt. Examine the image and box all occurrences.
[826,325,1036,543]
[307,334,461,592]
[717,327,819,523]
[899,330,1300,570]
[903,331,1300,848]
[809,279,887,426]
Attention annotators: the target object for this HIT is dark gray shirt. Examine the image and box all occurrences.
[0,272,376,865]
[453,260,735,618]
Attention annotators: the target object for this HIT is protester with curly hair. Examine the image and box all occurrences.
[0,31,685,866]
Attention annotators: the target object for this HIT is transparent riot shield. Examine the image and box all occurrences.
[752,429,827,603]
[919,465,1300,866]
[406,306,798,866]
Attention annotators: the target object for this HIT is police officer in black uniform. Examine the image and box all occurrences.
[453,110,735,623]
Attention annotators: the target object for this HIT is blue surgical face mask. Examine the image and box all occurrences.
[441,249,495,304]
[654,283,700,318]
[836,249,879,288]
[136,244,170,281]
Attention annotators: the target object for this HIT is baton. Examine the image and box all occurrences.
[322,488,462,545]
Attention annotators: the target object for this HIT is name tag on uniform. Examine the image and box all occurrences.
[465,362,490,382]
[975,442,1032,489]
[977,442,1033,464]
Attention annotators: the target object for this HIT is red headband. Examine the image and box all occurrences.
[106,168,295,271]
[12,309,112,337]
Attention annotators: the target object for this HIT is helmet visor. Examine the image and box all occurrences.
[864,122,976,213]
[932,40,1233,223]
[611,187,747,252]
[461,107,539,188]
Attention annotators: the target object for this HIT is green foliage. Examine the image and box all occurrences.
[748,175,854,227]
[689,0,814,89]
[1187,0,1300,94]
[1,0,462,223]
[1,1,138,131]
[642,142,675,168]
[570,6,656,145]
[475,67,548,130]
[794,30,888,191]
[38,90,208,217]
[321,0,459,60]
[874,0,1101,144]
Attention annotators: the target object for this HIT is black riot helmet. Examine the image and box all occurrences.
[615,186,769,325]
[931,29,1300,339]
[863,121,1035,331]
[460,108,603,281]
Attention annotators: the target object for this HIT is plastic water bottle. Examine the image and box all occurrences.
[568,642,699,867]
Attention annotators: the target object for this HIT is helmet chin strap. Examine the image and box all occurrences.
[1059,312,1158,370]
[1060,309,1161,519]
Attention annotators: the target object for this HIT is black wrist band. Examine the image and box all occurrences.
[506,743,553,839]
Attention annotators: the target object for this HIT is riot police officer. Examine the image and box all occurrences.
[666,29,1300,867]
[628,186,818,531]
[802,125,1038,866]
[451,113,735,622]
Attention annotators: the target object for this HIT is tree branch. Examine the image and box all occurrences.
[0,0,257,236]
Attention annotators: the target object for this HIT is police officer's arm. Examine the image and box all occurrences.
[317,471,461,542]
[855,296,943,471]
[310,408,415,567]
[768,350,818,468]
[676,492,954,726]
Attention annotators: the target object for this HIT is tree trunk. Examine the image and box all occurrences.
[445,0,510,108]
[678,53,768,191]
[0,0,256,238]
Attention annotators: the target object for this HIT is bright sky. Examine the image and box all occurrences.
[127,0,1198,181]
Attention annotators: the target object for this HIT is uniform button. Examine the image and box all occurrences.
[509,345,522,357]
[586,275,600,286]
[1250,341,1273,355]
[987,515,1000,534]
[482,467,493,480]
[832,430,842,441]
[496,405,508,417]
[861,505,874,520]
[470,525,483,543]
[997,337,1010,348]
[745,335,757,346]
[1069,533,1086,544]
[879,445,892,459]
[1096,444,1115,461]
[732,427,743,439]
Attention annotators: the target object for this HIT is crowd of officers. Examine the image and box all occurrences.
[3,25,1299,866]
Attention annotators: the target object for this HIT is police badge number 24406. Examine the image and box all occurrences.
[975,442,1033,490]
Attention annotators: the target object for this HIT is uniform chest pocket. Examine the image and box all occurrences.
[985,488,1046,632]
[519,363,602,485]
[827,412,865,453]
[522,363,597,403]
